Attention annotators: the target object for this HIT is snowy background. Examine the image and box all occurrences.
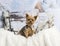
[0,0,60,31]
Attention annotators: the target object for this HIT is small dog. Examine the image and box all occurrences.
[18,13,37,38]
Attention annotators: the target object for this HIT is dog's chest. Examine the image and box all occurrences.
[23,25,34,36]
[24,25,32,31]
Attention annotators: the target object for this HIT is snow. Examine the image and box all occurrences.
[0,26,60,46]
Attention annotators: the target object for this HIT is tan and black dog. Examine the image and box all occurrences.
[18,13,37,38]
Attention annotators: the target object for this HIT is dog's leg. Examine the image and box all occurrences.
[24,30,28,38]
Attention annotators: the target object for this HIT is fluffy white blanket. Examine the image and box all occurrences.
[0,26,60,46]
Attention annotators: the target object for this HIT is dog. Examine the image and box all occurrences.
[18,13,38,38]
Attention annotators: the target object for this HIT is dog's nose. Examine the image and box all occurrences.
[30,21,32,22]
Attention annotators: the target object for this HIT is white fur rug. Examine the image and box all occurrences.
[0,26,60,46]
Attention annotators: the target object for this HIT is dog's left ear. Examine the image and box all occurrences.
[34,16,38,20]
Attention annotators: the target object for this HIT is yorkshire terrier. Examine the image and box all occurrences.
[18,13,37,38]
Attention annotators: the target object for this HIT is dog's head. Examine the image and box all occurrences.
[26,13,38,26]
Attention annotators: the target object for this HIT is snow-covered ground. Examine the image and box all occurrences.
[0,25,60,46]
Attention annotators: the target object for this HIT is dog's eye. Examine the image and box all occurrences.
[32,19,34,21]
[28,19,30,20]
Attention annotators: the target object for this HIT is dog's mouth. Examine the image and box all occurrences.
[27,22,33,26]
[28,22,33,24]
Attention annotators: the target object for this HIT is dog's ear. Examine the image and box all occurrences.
[34,16,38,20]
[26,13,29,18]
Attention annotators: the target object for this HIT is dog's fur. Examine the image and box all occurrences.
[18,13,37,38]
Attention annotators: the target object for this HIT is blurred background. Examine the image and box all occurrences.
[0,0,60,33]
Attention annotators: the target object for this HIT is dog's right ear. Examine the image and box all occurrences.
[26,13,29,18]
